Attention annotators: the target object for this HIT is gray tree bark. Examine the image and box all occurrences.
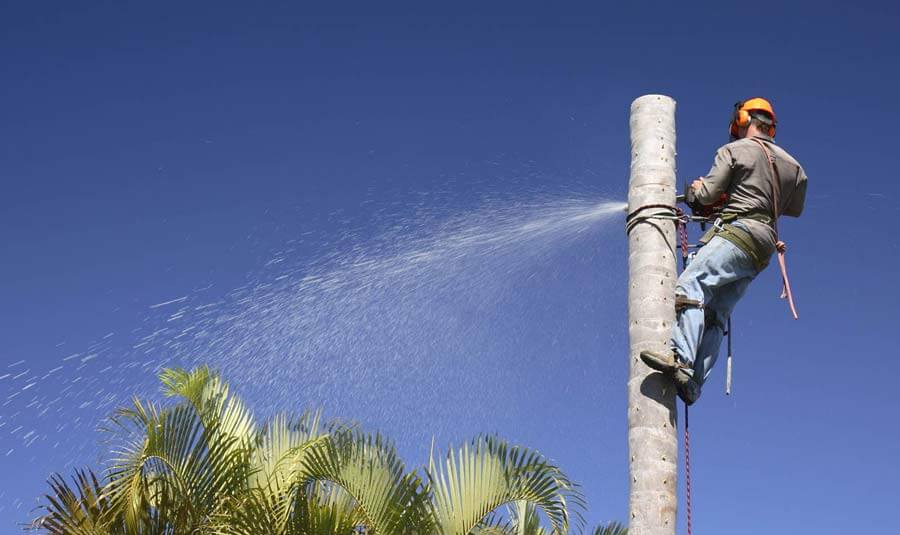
[626,95,678,535]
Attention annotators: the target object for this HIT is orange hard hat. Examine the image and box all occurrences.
[730,97,777,138]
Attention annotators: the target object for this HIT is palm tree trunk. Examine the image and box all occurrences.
[626,94,678,535]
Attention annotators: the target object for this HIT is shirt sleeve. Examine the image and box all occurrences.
[783,166,808,217]
[695,146,734,205]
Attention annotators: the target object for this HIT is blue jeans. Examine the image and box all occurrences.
[672,230,760,384]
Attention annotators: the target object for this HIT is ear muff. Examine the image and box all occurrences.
[729,101,748,138]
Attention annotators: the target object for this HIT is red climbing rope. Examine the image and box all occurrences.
[776,243,798,319]
[676,208,690,268]
[678,212,693,535]
[684,404,693,535]
[751,138,799,320]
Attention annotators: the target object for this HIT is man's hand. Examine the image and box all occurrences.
[685,175,728,219]
[776,241,787,253]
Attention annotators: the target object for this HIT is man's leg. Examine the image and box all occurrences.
[641,238,726,374]
[670,236,754,369]
[692,277,753,383]
[642,235,758,403]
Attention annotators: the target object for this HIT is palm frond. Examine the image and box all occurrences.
[296,482,365,535]
[32,367,591,535]
[208,479,364,535]
[101,368,255,533]
[30,470,120,535]
[510,500,549,535]
[160,366,257,465]
[592,521,627,535]
[298,430,432,534]
[250,411,328,490]
[206,486,293,535]
[427,436,584,535]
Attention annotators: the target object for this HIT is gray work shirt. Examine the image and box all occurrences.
[695,135,808,258]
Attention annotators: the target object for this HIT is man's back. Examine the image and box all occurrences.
[696,135,808,257]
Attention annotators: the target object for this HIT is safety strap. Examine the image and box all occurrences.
[675,295,702,312]
[750,138,799,320]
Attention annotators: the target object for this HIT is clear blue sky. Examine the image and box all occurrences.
[2,1,899,532]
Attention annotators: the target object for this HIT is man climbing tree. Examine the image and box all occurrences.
[640,97,808,405]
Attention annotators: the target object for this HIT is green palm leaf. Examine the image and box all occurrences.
[427,436,584,535]
[31,367,589,535]
[209,412,345,535]
[591,521,627,535]
[30,470,121,535]
[510,500,549,535]
[250,411,330,490]
[295,481,366,534]
[160,366,256,466]
[298,430,432,534]
[101,368,255,533]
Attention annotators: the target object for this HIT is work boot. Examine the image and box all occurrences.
[673,369,701,406]
[639,350,686,375]
[640,350,702,405]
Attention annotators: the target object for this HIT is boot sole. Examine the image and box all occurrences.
[639,351,678,374]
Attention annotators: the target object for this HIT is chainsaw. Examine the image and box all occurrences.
[676,180,728,221]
